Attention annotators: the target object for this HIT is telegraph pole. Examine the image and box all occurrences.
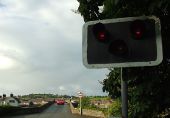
[78,92,83,115]
[121,68,128,118]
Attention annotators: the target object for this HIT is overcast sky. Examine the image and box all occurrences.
[0,0,109,96]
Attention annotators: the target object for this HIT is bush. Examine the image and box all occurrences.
[81,97,90,109]
[108,99,121,117]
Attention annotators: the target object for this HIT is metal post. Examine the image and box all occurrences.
[121,68,128,118]
[80,97,82,115]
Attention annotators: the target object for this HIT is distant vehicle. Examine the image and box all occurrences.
[55,99,65,105]
[71,100,78,108]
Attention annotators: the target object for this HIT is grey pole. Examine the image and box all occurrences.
[80,97,82,115]
[121,68,128,118]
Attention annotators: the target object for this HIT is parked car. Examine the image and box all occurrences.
[55,99,65,105]
[71,100,78,108]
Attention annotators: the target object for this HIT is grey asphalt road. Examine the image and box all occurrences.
[2,103,95,118]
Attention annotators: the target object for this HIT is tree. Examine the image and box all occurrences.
[77,0,104,21]
[77,0,170,117]
[81,97,91,109]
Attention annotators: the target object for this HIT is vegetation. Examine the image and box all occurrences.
[0,105,17,108]
[81,97,92,109]
[108,99,121,117]
[79,96,112,116]
[20,94,71,99]
[77,0,170,117]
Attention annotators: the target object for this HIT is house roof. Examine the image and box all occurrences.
[0,98,3,102]
[4,97,21,103]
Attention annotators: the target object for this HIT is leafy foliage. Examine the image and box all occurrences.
[108,98,121,117]
[102,68,121,99]
[77,0,104,21]
[81,97,91,109]
[77,0,170,117]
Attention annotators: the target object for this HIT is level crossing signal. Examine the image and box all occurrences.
[82,16,163,68]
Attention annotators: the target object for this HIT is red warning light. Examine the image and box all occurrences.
[108,40,128,57]
[98,31,106,41]
[93,23,109,42]
[131,20,145,39]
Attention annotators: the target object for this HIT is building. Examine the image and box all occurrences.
[0,94,20,107]
[90,99,113,108]
[0,96,4,106]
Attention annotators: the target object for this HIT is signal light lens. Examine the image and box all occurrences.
[109,40,128,57]
[97,31,107,41]
[131,20,145,39]
[93,23,109,42]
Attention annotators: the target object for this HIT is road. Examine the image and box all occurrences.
[2,103,95,118]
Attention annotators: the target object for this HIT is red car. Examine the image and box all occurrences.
[55,99,65,105]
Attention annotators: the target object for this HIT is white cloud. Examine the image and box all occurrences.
[59,86,66,91]
[0,0,108,96]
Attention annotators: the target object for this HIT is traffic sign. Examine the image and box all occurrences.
[82,16,163,68]
[78,92,83,98]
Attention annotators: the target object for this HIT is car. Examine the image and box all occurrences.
[55,99,65,105]
[71,100,78,108]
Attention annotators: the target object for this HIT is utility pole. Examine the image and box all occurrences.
[121,68,128,118]
[78,92,83,115]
